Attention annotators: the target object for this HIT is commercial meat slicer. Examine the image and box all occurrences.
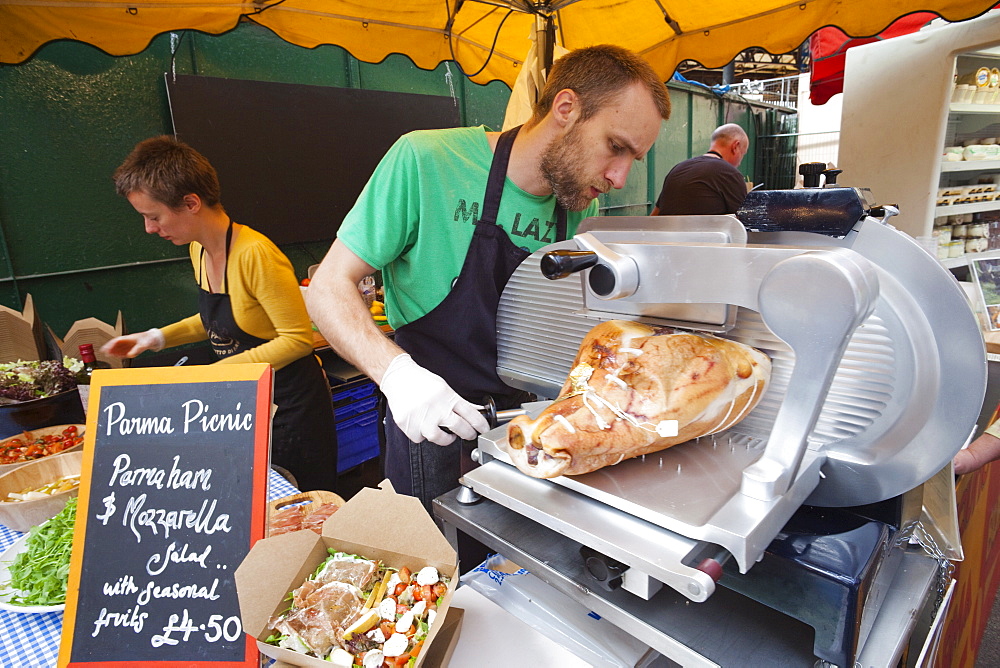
[433,185,987,667]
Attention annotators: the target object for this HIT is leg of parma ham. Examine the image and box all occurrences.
[505,320,771,478]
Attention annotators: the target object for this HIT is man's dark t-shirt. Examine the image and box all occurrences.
[655,154,747,215]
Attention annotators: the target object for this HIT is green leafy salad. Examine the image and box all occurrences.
[1,496,77,606]
[0,359,79,404]
[266,549,449,668]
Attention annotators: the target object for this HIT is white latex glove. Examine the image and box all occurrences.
[101,328,165,358]
[379,353,490,446]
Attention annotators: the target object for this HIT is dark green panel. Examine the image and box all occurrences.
[690,94,721,156]
[462,79,510,130]
[0,38,180,277]
[722,102,760,184]
[20,259,199,338]
[648,86,695,208]
[283,241,334,280]
[182,25,352,87]
[357,53,457,96]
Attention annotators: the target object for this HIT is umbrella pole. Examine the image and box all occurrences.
[534,14,556,101]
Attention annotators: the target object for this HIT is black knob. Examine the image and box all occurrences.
[798,161,826,188]
[540,250,599,280]
[479,395,498,428]
[822,168,843,187]
[580,546,625,591]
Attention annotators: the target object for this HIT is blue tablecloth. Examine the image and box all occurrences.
[0,469,298,668]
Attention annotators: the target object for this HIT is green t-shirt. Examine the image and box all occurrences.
[337,126,599,328]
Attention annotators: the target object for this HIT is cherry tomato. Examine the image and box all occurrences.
[0,427,80,465]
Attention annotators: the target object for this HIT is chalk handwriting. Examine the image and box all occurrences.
[182,399,252,434]
[122,495,232,543]
[92,605,148,637]
[101,399,253,437]
[95,491,117,524]
[136,578,220,607]
[146,541,212,576]
[104,401,174,436]
[107,455,212,492]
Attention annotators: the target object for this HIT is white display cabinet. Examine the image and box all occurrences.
[839,10,1000,263]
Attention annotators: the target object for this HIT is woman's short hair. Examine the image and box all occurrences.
[113,135,221,209]
[532,44,671,123]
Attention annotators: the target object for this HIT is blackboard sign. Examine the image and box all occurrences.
[59,364,272,668]
[166,74,462,245]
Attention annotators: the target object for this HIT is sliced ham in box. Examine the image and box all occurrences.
[235,480,459,668]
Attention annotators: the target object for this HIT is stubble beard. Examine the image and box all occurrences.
[539,126,600,212]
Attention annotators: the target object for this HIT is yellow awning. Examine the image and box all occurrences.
[1,1,996,86]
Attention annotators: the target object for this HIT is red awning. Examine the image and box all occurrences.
[809,12,937,105]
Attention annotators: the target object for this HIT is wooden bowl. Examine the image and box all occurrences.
[0,424,85,476]
[0,450,83,533]
[268,489,345,536]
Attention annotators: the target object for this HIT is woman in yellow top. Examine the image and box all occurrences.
[103,136,337,492]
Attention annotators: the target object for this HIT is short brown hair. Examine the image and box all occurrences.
[113,135,221,209]
[532,45,671,123]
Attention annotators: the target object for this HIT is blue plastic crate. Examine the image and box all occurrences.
[334,394,379,422]
[336,410,379,472]
[332,379,376,409]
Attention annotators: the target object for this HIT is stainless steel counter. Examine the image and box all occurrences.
[435,488,943,667]
[434,489,817,667]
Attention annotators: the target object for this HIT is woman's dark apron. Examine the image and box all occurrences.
[386,126,567,509]
[198,223,338,492]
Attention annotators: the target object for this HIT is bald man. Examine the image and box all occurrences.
[652,123,749,216]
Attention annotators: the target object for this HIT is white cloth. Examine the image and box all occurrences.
[501,33,568,131]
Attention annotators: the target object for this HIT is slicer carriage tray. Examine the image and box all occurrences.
[482,427,763,526]
[473,422,826,576]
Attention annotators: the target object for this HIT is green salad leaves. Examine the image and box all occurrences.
[3,496,77,606]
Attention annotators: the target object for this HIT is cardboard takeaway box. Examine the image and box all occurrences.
[0,293,126,368]
[0,294,47,363]
[235,480,461,668]
[54,312,127,369]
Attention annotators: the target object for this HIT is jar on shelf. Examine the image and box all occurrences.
[933,225,953,246]
[966,236,988,253]
[989,219,1000,250]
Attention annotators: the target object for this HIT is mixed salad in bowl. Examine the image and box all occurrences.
[0,359,80,404]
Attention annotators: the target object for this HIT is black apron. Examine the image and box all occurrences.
[385,126,567,508]
[198,223,337,492]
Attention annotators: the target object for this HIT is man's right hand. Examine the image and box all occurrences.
[380,353,490,446]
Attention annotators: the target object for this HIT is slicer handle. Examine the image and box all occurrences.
[540,250,599,280]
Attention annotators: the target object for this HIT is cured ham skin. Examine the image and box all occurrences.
[505,320,771,478]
